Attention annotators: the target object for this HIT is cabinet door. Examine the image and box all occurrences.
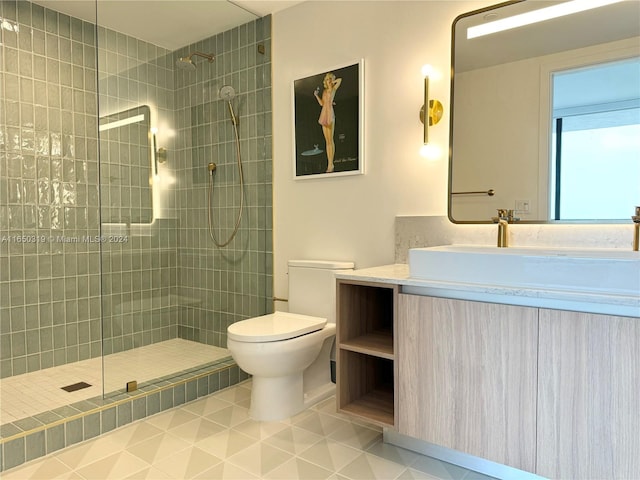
[397,294,538,473]
[537,310,640,479]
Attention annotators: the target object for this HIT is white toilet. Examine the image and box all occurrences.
[227,259,354,421]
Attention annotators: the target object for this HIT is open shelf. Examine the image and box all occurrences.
[336,279,397,431]
[339,329,393,360]
[340,387,394,426]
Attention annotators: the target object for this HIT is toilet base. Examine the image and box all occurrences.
[249,375,335,421]
[249,374,304,421]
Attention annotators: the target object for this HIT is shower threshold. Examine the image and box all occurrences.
[0,339,228,425]
[0,339,245,472]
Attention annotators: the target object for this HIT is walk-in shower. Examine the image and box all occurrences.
[0,0,272,471]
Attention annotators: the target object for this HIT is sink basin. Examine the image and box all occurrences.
[408,245,640,296]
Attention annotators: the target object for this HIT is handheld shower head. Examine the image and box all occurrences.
[219,85,236,101]
[220,85,238,126]
[176,51,214,71]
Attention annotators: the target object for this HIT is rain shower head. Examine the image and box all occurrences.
[176,57,197,71]
[176,51,214,71]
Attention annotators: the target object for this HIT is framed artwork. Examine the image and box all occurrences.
[292,60,364,179]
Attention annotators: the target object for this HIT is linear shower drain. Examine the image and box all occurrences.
[61,381,92,392]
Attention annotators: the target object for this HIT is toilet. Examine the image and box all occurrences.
[227,259,354,421]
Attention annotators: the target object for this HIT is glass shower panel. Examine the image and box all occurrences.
[95,2,272,397]
[0,0,102,425]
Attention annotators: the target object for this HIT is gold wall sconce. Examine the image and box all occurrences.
[419,64,443,154]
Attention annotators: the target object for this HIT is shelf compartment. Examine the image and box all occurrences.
[337,280,396,354]
[339,329,393,359]
[337,350,395,427]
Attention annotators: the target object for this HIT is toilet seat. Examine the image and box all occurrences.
[227,312,327,343]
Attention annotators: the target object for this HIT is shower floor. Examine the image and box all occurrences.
[0,339,229,425]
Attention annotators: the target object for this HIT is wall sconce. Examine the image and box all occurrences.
[419,64,443,157]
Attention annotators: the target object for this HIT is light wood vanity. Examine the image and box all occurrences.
[336,265,640,480]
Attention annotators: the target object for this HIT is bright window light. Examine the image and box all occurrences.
[467,0,624,39]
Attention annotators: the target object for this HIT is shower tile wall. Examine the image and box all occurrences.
[0,0,273,379]
[0,0,178,376]
[94,23,180,358]
[0,0,102,378]
[174,17,273,346]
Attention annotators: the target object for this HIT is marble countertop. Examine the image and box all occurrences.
[336,264,640,318]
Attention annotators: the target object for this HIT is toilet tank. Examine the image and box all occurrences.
[288,260,354,324]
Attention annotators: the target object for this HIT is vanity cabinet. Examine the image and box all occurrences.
[336,280,397,427]
[536,309,640,479]
[336,269,639,478]
[396,294,538,473]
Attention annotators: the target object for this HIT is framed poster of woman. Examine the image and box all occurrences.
[292,60,364,179]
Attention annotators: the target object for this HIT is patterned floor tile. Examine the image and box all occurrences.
[194,429,255,459]
[298,438,362,472]
[226,442,294,477]
[1,386,489,480]
[168,417,227,443]
[54,435,125,470]
[264,457,334,479]
[107,422,165,448]
[338,452,407,480]
[183,396,233,417]
[0,457,73,480]
[123,466,173,479]
[74,451,150,480]
[145,408,200,431]
[293,410,352,437]
[263,425,323,454]
[204,404,249,428]
[152,446,223,479]
[328,422,382,450]
[231,418,289,440]
[126,431,191,464]
[193,461,259,479]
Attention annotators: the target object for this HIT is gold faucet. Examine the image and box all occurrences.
[632,206,640,251]
[491,209,518,248]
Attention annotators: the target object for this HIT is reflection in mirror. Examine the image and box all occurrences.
[449,0,640,223]
[99,105,153,223]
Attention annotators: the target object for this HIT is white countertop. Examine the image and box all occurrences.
[336,264,640,318]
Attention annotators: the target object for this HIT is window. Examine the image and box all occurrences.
[551,57,640,220]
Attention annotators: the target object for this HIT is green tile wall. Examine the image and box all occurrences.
[0,0,102,377]
[174,16,273,346]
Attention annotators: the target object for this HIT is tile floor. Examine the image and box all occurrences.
[2,381,495,480]
[0,339,229,424]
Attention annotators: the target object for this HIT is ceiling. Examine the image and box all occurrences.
[32,0,304,50]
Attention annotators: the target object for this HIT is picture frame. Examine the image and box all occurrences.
[292,59,364,179]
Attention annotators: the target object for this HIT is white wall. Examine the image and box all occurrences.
[272,0,491,303]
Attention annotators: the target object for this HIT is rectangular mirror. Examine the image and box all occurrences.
[99,105,154,224]
[449,0,640,223]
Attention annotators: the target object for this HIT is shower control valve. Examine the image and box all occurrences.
[208,162,217,174]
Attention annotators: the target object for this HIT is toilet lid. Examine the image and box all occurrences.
[227,312,327,343]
